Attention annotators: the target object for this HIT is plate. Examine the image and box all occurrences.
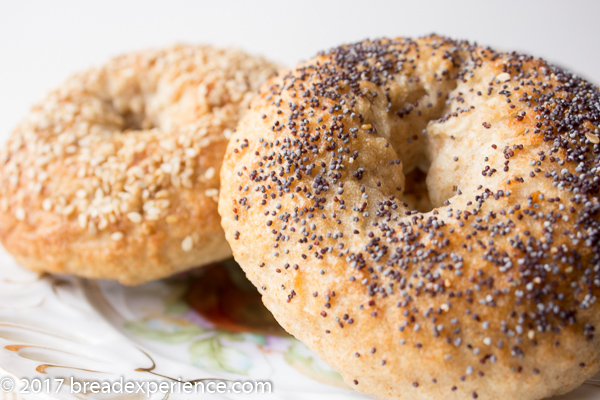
[0,246,598,399]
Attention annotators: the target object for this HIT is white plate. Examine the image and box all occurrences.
[0,246,598,400]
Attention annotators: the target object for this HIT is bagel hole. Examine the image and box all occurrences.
[121,110,155,132]
[402,168,433,213]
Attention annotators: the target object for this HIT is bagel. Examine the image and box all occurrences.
[0,45,278,285]
[219,35,600,399]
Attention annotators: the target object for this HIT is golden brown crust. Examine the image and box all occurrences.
[0,45,279,285]
[219,35,600,399]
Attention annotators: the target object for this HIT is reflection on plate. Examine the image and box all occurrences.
[0,246,598,399]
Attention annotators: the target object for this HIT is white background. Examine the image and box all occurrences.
[1,0,599,140]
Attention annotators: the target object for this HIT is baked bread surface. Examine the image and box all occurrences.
[0,45,279,285]
[219,35,600,399]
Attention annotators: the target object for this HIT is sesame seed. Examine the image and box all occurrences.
[42,199,52,211]
[205,188,219,198]
[496,72,511,82]
[126,212,143,223]
[111,231,124,241]
[205,167,216,179]
[78,213,88,229]
[585,132,599,144]
[182,236,193,252]
[15,208,25,221]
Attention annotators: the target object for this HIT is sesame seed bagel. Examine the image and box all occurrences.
[0,45,278,285]
[219,35,600,399]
